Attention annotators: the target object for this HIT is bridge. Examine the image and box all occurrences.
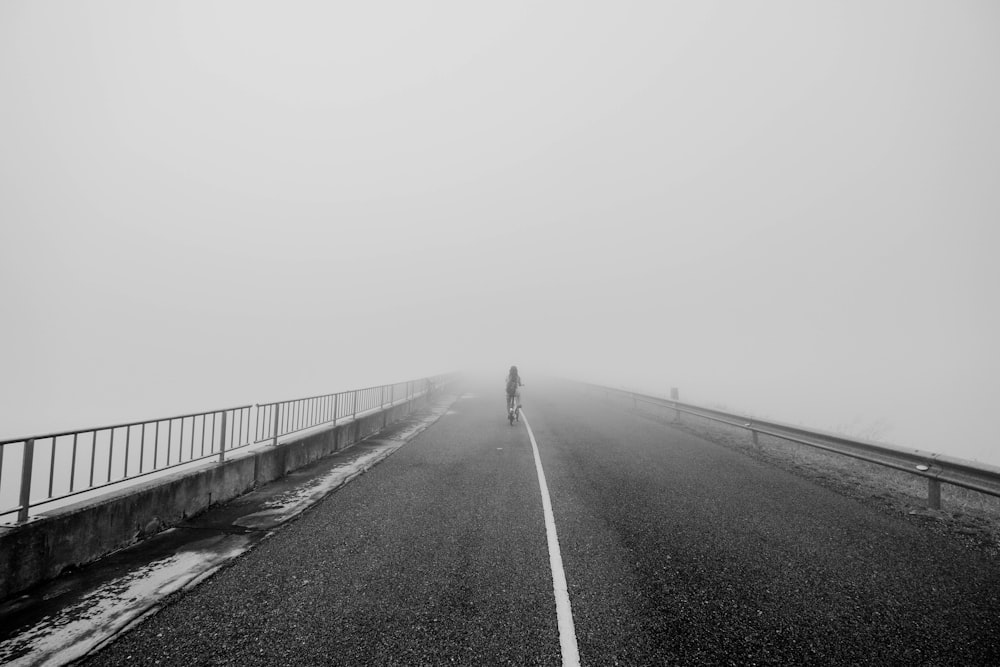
[1,375,999,665]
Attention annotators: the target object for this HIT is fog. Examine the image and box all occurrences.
[2,2,998,465]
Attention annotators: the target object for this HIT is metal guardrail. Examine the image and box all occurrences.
[253,379,438,447]
[586,383,1000,510]
[0,374,453,524]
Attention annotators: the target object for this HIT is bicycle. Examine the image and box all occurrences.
[506,388,521,425]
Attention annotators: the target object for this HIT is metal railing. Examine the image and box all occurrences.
[586,382,1000,510]
[253,379,437,446]
[1,374,452,524]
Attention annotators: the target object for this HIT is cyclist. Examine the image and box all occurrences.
[505,366,523,419]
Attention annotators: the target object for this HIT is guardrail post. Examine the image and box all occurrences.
[927,478,942,510]
[219,412,228,462]
[272,404,280,446]
[17,439,35,523]
[751,430,759,448]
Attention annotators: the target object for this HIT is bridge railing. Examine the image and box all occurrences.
[253,378,437,446]
[586,383,1000,510]
[0,374,452,525]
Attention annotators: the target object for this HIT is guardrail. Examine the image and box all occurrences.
[252,379,437,446]
[586,383,1000,510]
[0,374,452,524]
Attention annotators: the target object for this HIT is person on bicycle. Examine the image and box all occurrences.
[505,365,523,414]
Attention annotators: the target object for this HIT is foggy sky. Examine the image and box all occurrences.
[2,2,998,464]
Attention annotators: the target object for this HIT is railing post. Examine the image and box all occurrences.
[219,411,228,463]
[382,385,388,428]
[352,390,358,421]
[927,478,942,510]
[272,404,280,447]
[17,439,35,523]
[333,393,339,424]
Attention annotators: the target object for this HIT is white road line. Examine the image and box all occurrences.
[521,411,580,667]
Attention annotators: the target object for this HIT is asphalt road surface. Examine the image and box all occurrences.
[84,379,1000,666]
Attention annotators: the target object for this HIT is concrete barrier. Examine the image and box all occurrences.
[0,393,431,601]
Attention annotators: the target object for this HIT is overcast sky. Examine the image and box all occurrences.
[2,2,998,465]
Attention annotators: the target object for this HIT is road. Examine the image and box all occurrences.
[82,378,1000,666]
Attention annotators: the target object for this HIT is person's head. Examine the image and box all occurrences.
[509,365,518,377]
